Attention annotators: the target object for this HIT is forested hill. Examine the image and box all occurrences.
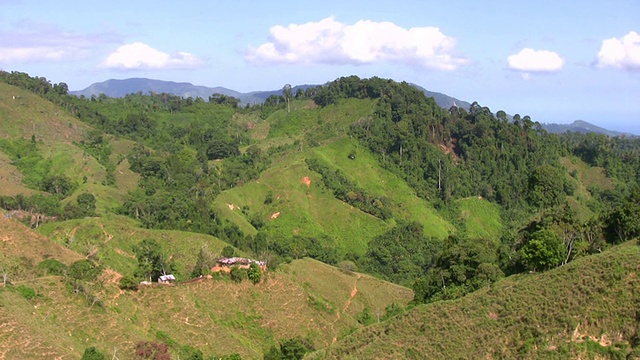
[72,78,629,136]
[2,70,640,359]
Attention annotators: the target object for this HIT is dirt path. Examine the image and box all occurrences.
[342,275,361,314]
[100,223,114,243]
[329,274,362,343]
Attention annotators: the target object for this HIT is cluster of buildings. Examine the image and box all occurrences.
[152,257,267,285]
[216,257,266,268]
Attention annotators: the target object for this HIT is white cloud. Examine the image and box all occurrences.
[246,16,468,70]
[0,22,118,63]
[0,46,68,62]
[596,31,640,70]
[100,42,205,70]
[507,48,565,72]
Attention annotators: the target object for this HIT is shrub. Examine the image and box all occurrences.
[338,260,357,274]
[69,259,103,281]
[222,245,235,258]
[16,285,36,300]
[280,337,314,360]
[229,266,247,283]
[134,341,170,360]
[36,258,67,276]
[247,262,262,285]
[355,306,375,326]
[119,275,139,291]
[382,303,405,320]
[81,346,106,360]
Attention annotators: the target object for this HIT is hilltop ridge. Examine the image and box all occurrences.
[70,77,631,136]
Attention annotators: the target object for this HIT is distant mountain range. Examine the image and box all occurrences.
[71,78,471,111]
[70,78,315,106]
[71,78,629,136]
[541,120,630,137]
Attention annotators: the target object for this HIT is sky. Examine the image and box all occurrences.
[1,0,639,133]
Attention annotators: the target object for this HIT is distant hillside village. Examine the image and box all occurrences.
[152,257,267,285]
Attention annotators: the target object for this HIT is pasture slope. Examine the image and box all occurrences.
[310,241,640,359]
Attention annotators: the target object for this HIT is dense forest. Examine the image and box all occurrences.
[2,70,640,307]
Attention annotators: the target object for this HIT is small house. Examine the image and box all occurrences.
[158,274,175,284]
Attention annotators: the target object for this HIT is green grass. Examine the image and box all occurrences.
[454,197,503,239]
[313,137,454,239]
[0,83,91,143]
[561,156,615,192]
[216,100,453,256]
[560,156,614,221]
[0,149,38,196]
[310,241,640,359]
[215,150,391,256]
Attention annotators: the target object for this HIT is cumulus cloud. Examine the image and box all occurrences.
[596,31,640,70]
[507,48,565,72]
[246,16,468,70]
[100,42,205,70]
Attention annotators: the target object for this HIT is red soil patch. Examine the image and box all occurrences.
[302,176,311,189]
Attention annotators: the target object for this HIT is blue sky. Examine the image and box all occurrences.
[1,0,639,133]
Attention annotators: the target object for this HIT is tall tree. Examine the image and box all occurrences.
[283,84,292,113]
[133,239,173,281]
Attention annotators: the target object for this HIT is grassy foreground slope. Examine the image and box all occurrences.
[312,242,640,359]
[0,214,413,359]
[0,261,412,359]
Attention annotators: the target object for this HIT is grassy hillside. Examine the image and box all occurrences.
[453,197,503,239]
[311,241,640,359]
[215,99,455,257]
[0,82,137,213]
[312,137,454,239]
[0,150,37,196]
[215,150,391,256]
[36,215,234,279]
[0,253,412,359]
[0,82,90,143]
[0,212,83,267]
[3,73,640,360]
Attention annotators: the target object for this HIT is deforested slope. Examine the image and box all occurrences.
[312,241,640,359]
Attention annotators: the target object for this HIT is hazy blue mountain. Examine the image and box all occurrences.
[542,120,630,137]
[410,83,472,110]
[70,78,252,102]
[71,78,472,110]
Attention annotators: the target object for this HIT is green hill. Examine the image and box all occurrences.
[0,82,138,214]
[311,241,640,359]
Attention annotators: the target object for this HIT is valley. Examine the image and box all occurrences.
[1,71,639,359]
